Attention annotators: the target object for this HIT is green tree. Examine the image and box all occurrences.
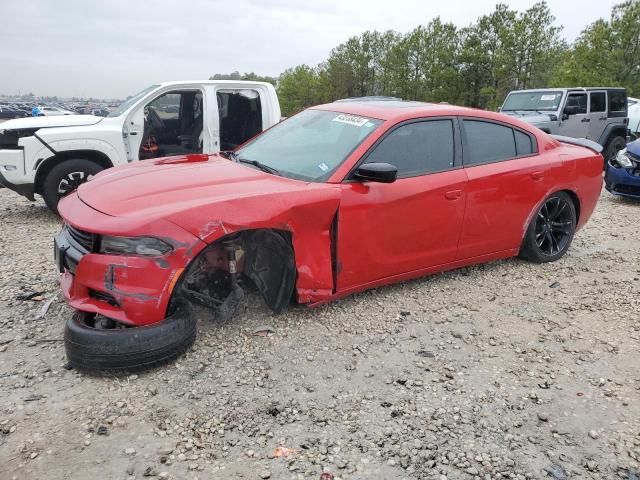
[277,65,323,116]
[553,0,640,95]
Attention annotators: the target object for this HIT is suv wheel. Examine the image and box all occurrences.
[42,159,104,214]
[603,136,627,165]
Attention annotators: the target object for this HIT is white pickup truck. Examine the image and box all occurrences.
[0,80,281,212]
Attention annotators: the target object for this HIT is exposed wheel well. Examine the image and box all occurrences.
[177,229,297,318]
[602,128,627,148]
[34,150,113,194]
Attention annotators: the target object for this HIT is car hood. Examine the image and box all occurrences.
[77,154,337,226]
[0,114,103,131]
[501,111,555,125]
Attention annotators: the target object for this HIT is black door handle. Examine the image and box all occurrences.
[599,116,607,121]
[581,118,590,123]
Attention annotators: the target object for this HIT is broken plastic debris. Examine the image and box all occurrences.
[320,473,335,480]
[16,290,45,301]
[416,350,435,358]
[545,464,568,480]
[253,326,276,337]
[36,294,58,319]
[274,447,297,458]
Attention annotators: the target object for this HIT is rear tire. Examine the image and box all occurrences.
[603,136,627,165]
[42,159,104,214]
[519,192,576,263]
[64,302,196,374]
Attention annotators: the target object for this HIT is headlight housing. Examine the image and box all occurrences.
[99,235,173,256]
[615,148,634,168]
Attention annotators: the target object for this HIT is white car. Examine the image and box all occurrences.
[38,106,75,116]
[628,97,640,140]
[0,80,281,212]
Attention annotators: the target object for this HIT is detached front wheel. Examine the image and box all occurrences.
[64,302,196,374]
[42,159,104,214]
[519,192,576,263]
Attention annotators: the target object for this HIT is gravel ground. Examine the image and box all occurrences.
[0,187,639,480]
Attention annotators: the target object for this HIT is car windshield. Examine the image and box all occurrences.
[502,91,563,112]
[234,109,383,181]
[107,84,159,117]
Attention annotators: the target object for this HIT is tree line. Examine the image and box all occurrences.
[212,0,640,116]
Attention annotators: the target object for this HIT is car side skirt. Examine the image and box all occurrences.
[307,248,519,307]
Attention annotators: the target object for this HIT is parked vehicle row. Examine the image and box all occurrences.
[54,99,604,372]
[0,104,30,119]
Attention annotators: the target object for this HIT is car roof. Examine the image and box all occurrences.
[312,100,482,121]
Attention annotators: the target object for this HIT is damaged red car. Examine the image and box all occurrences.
[55,100,604,372]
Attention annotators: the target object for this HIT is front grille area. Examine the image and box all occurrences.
[66,224,96,252]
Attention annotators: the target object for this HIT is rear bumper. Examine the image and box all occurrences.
[604,163,640,199]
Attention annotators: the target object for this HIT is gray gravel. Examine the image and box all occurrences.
[0,188,639,480]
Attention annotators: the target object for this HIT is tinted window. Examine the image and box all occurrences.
[590,92,606,113]
[463,120,516,165]
[365,120,454,177]
[514,130,534,155]
[566,93,587,114]
[609,91,627,112]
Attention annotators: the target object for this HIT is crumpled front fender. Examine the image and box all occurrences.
[167,185,342,303]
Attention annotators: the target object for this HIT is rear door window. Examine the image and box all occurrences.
[514,130,534,156]
[462,120,516,165]
[218,89,263,150]
[589,92,606,113]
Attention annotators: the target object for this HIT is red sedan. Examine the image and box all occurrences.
[56,100,603,372]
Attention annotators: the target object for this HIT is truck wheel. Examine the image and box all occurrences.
[603,136,626,165]
[64,302,196,374]
[42,159,104,214]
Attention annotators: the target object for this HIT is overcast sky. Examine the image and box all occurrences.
[0,0,620,99]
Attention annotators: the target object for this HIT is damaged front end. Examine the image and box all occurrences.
[178,230,297,321]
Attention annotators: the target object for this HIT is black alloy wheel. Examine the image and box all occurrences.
[520,191,576,263]
[534,196,573,256]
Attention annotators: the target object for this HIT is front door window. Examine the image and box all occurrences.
[140,90,203,159]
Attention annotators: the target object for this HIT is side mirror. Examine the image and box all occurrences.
[353,163,398,183]
[563,105,579,116]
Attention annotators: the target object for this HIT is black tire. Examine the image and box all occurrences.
[42,159,104,214]
[603,136,627,165]
[519,191,576,263]
[64,302,196,374]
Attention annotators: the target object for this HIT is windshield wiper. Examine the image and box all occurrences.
[237,157,280,175]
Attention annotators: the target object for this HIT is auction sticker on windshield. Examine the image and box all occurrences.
[541,94,558,101]
[332,114,370,127]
